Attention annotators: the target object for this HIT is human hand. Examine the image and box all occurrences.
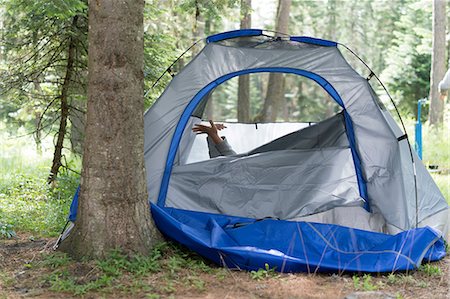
[215,123,226,130]
[192,120,226,144]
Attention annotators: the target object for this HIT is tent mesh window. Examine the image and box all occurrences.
[186,73,343,163]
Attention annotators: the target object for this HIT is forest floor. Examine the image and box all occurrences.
[1,233,449,299]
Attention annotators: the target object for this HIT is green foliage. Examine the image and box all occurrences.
[47,270,114,295]
[397,274,416,285]
[423,124,450,169]
[143,0,240,107]
[188,276,205,291]
[143,3,178,106]
[419,263,442,276]
[386,273,397,285]
[250,263,277,280]
[96,246,163,278]
[178,0,239,21]
[0,222,16,239]
[6,130,80,225]
[44,248,163,295]
[39,242,215,296]
[0,0,88,169]
[41,252,72,268]
[207,73,341,123]
[291,0,433,120]
[0,271,15,288]
[352,274,377,291]
[0,127,79,237]
[381,1,432,117]
[396,293,404,299]
[419,121,449,204]
[352,275,360,289]
[0,171,78,236]
[3,0,86,21]
[0,187,71,236]
[389,272,436,289]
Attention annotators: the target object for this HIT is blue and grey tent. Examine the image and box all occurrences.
[61,29,449,273]
[144,29,448,273]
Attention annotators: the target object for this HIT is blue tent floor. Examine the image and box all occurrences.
[151,203,446,273]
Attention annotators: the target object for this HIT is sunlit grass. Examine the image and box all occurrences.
[0,125,79,237]
[404,111,449,204]
[432,174,450,205]
[422,116,449,205]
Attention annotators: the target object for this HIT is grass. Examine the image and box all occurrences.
[39,243,216,296]
[0,126,79,238]
[422,120,450,204]
[352,274,378,291]
[418,263,442,277]
[432,174,449,204]
[404,116,450,204]
[0,169,78,237]
[250,263,278,280]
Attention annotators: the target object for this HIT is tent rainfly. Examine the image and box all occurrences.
[65,29,450,273]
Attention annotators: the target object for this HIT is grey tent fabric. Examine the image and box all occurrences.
[144,34,449,237]
[248,112,347,155]
[166,147,363,220]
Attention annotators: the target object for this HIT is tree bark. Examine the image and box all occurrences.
[69,98,85,155]
[33,81,43,155]
[60,0,161,259]
[260,0,291,122]
[238,0,251,123]
[429,0,446,126]
[48,16,78,183]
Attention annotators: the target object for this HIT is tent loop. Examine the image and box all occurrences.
[366,72,375,81]
[397,134,408,142]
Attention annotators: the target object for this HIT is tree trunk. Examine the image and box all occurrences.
[69,98,85,155]
[326,0,337,41]
[238,0,251,123]
[260,0,291,122]
[33,81,43,155]
[192,1,205,56]
[48,16,78,183]
[59,0,160,259]
[429,0,446,126]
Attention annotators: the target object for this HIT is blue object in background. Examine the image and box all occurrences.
[68,185,80,222]
[415,98,427,159]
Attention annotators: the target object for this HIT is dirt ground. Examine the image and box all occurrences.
[1,234,449,299]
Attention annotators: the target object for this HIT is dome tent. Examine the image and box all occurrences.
[61,29,448,273]
[143,29,449,273]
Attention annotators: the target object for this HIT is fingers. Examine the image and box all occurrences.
[208,120,227,130]
[215,123,226,130]
[192,121,227,134]
[192,125,208,133]
[192,123,214,135]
